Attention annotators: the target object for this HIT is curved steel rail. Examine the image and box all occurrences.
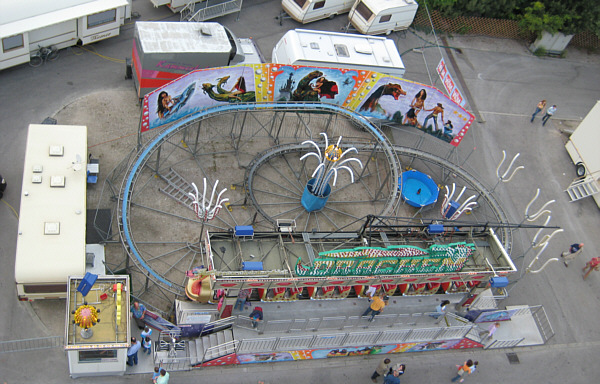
[119,102,402,295]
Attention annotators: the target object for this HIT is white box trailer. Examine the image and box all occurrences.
[272,28,405,77]
[132,21,262,98]
[281,0,356,24]
[565,100,600,207]
[349,0,418,35]
[0,0,132,71]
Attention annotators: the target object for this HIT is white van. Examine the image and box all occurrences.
[282,0,356,24]
[349,0,419,35]
[272,29,405,77]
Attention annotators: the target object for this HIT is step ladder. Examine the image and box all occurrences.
[189,328,238,366]
[565,177,600,202]
[159,168,195,210]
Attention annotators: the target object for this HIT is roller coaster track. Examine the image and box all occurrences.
[118,102,401,295]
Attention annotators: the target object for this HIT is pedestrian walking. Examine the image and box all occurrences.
[542,104,557,126]
[383,368,401,384]
[582,257,600,280]
[371,358,391,382]
[127,337,141,366]
[531,100,546,122]
[249,306,263,328]
[479,322,500,341]
[154,368,170,384]
[234,289,250,311]
[362,294,388,321]
[451,359,474,382]
[561,243,584,267]
[130,301,147,330]
[430,300,451,319]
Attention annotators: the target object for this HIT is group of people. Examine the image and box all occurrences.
[371,356,480,383]
[371,358,406,384]
[531,99,557,125]
[559,243,600,279]
[126,326,153,366]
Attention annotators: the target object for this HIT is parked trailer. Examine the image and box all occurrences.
[132,21,262,98]
[281,0,355,24]
[272,28,405,77]
[564,100,600,206]
[349,0,418,35]
[0,0,132,71]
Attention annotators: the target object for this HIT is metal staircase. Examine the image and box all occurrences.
[565,177,600,202]
[180,0,243,22]
[189,327,238,366]
[159,168,195,210]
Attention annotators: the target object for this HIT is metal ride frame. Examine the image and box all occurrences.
[114,102,523,312]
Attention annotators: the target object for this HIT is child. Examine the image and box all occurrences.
[152,367,160,383]
[143,336,152,355]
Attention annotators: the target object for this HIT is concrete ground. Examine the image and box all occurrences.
[1,1,600,383]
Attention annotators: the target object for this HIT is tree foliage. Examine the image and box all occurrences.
[423,0,600,35]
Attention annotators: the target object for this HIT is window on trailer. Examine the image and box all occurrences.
[355,1,374,21]
[380,14,392,23]
[87,8,117,28]
[2,34,24,53]
[23,283,68,294]
[294,0,308,9]
[314,1,325,9]
[334,44,349,57]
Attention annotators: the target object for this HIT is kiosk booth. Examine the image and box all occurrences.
[64,275,130,378]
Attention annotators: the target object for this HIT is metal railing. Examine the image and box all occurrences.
[200,316,235,337]
[485,338,525,349]
[181,0,243,22]
[0,336,63,354]
[530,305,555,343]
[201,340,239,365]
[237,326,473,353]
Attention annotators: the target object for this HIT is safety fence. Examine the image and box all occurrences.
[236,325,473,354]
[0,336,63,354]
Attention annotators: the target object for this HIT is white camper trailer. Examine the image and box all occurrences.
[272,29,405,77]
[0,0,132,70]
[349,0,418,35]
[281,0,356,24]
[564,100,600,206]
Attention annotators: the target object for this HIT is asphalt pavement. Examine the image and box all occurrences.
[1,1,600,383]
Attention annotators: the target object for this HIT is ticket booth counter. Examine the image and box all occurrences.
[64,275,130,378]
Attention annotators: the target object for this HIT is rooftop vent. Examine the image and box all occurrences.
[354,44,373,55]
[49,145,64,156]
